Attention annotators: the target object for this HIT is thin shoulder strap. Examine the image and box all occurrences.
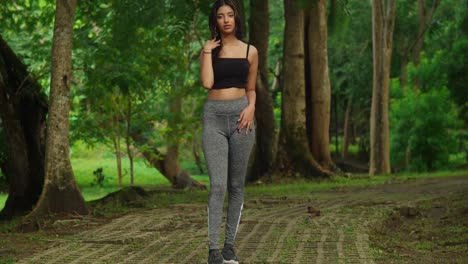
[246,44,250,58]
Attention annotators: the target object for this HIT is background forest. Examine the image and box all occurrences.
[0,0,466,219]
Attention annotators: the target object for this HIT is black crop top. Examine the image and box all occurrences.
[212,44,250,89]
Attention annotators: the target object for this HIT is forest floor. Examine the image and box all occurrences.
[0,174,467,264]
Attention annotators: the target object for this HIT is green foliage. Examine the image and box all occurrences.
[268,0,284,83]
[420,0,468,121]
[1,0,466,183]
[328,0,373,155]
[327,0,351,36]
[390,87,461,172]
[274,92,282,129]
[445,37,468,121]
[70,0,212,166]
[0,0,55,91]
[91,167,110,188]
[406,51,448,93]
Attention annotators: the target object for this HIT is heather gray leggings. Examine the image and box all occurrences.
[202,95,255,250]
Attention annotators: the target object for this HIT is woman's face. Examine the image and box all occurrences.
[216,5,236,35]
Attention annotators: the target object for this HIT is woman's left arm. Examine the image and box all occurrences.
[238,45,258,135]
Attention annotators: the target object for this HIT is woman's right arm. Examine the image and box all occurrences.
[200,38,220,89]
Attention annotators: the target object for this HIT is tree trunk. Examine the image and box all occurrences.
[306,0,334,170]
[26,0,88,222]
[248,0,276,182]
[131,130,206,189]
[165,97,186,188]
[414,0,426,62]
[413,0,441,90]
[270,60,280,93]
[0,35,47,220]
[125,96,134,185]
[273,0,332,179]
[112,132,123,187]
[192,141,204,174]
[369,0,396,176]
[413,0,426,90]
[342,94,353,158]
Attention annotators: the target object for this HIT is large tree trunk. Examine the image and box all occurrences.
[369,0,396,176]
[306,0,334,170]
[26,0,88,222]
[273,0,332,179]
[248,0,276,182]
[131,130,206,190]
[0,35,47,220]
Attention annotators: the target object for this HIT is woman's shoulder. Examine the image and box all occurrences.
[243,42,258,62]
[240,41,257,56]
[240,41,256,49]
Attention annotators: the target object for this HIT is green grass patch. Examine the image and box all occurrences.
[245,170,468,198]
[0,257,14,264]
[0,195,5,211]
[1,169,466,213]
[71,157,171,187]
[329,136,360,155]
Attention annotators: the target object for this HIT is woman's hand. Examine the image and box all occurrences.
[237,105,255,135]
[203,38,221,52]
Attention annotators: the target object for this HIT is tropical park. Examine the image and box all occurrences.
[0,0,467,263]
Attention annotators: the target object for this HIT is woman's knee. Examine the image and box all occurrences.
[210,184,227,197]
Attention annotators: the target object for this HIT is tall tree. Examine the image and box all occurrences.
[0,36,47,220]
[273,0,332,178]
[369,0,397,175]
[413,0,441,90]
[73,0,206,189]
[248,0,277,181]
[341,93,353,158]
[305,0,334,170]
[394,0,441,89]
[26,0,88,220]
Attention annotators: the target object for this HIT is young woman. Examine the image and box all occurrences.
[199,0,258,263]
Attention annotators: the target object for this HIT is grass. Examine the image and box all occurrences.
[329,136,360,155]
[70,140,210,202]
[0,196,5,211]
[0,167,467,212]
[245,169,468,198]
[0,140,466,212]
[71,157,172,188]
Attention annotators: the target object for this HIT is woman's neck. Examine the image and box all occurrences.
[221,34,239,46]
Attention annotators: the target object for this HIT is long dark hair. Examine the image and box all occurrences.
[208,0,245,60]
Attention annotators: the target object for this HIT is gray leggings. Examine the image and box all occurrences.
[202,95,255,250]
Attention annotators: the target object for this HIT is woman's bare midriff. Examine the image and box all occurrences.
[208,87,246,100]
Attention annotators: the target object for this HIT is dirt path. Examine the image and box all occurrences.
[15,175,468,264]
